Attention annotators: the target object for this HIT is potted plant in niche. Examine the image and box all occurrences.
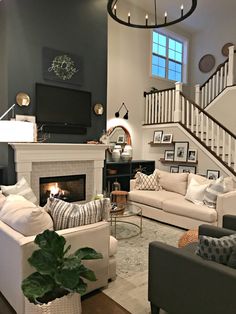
[21,229,103,314]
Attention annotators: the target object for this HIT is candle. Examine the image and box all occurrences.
[181,4,184,17]
[114,4,117,16]
[128,12,131,23]
[164,11,167,23]
[145,14,148,26]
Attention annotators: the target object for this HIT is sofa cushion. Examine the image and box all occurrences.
[0,195,53,236]
[1,177,37,204]
[109,236,118,257]
[203,176,226,208]
[0,191,6,208]
[185,178,209,205]
[45,197,111,230]
[187,173,211,187]
[196,234,236,265]
[163,197,217,223]
[128,190,183,209]
[135,170,159,190]
[157,170,188,195]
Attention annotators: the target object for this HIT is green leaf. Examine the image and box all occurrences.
[34,230,65,258]
[78,265,97,282]
[63,256,82,270]
[54,268,81,290]
[75,247,103,260]
[21,272,55,303]
[74,278,87,295]
[28,250,58,275]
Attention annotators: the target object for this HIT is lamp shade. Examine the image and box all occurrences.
[0,121,35,142]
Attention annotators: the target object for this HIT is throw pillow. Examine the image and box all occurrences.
[203,176,225,208]
[227,245,236,269]
[157,170,188,195]
[187,173,212,187]
[45,197,111,230]
[135,170,159,191]
[196,234,236,265]
[0,195,53,236]
[185,178,209,205]
[1,177,37,204]
[0,191,6,209]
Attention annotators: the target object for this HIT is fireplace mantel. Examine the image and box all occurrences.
[10,143,108,199]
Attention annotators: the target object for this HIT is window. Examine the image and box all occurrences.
[152,31,184,82]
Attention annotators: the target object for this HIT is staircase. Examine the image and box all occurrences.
[143,61,236,177]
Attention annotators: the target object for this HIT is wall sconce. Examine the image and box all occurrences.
[94,103,104,116]
[115,102,129,120]
[0,92,30,120]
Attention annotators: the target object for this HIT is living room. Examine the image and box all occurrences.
[1,0,236,313]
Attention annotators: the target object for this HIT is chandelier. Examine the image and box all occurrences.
[107,0,197,29]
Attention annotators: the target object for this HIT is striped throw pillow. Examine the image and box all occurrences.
[135,170,159,190]
[1,177,37,204]
[45,197,111,230]
[203,176,225,208]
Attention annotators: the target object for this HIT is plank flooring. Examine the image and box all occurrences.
[0,290,131,314]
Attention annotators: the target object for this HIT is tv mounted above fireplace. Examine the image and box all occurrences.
[36,83,91,134]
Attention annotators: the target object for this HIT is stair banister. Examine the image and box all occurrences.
[227,45,235,86]
[174,82,183,122]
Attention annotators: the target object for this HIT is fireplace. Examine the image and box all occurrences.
[39,174,86,206]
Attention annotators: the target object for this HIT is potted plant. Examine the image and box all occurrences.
[21,229,103,314]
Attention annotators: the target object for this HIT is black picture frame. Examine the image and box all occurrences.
[174,142,189,162]
[153,130,163,144]
[170,166,179,173]
[179,165,196,174]
[164,150,174,161]
[206,170,220,180]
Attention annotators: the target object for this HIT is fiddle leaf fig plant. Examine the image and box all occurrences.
[21,229,102,305]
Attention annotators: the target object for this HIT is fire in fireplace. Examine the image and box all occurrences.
[39,174,86,206]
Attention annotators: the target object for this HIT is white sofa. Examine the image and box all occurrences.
[128,170,236,230]
[0,220,117,314]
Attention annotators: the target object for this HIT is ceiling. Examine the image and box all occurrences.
[124,0,236,33]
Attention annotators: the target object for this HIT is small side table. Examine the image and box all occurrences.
[111,190,128,208]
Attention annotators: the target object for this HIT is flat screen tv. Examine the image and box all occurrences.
[36,83,91,127]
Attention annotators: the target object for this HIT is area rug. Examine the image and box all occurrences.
[103,217,185,314]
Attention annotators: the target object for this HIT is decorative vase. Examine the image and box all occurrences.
[25,293,81,314]
[123,145,133,160]
[112,148,120,161]
[121,151,131,161]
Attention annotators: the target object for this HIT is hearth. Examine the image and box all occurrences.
[40,174,86,206]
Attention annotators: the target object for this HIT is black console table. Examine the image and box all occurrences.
[104,160,155,193]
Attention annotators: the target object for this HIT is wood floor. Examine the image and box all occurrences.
[0,290,131,314]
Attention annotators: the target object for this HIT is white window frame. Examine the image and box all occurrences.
[150,29,188,83]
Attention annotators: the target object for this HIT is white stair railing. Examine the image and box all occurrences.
[180,92,236,173]
[195,45,236,109]
[144,87,175,124]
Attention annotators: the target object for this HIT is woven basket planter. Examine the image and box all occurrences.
[25,293,81,314]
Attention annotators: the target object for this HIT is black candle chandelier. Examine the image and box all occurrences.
[115,102,129,120]
[107,0,197,29]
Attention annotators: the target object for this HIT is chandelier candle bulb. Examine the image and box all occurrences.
[164,11,167,23]
[128,12,130,23]
[114,4,117,15]
[145,14,148,26]
[181,4,184,17]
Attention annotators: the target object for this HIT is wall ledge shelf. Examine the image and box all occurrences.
[148,142,174,146]
[159,158,198,165]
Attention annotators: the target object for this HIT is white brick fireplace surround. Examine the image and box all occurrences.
[10,143,107,203]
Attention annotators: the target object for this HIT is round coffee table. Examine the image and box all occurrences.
[110,202,142,239]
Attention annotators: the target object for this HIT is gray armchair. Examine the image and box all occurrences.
[148,215,236,314]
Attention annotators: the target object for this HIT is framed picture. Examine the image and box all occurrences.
[206,170,220,180]
[174,142,189,162]
[187,149,197,163]
[161,134,173,144]
[164,150,174,161]
[117,134,125,144]
[15,114,36,123]
[153,130,163,144]
[170,166,179,173]
[179,165,196,174]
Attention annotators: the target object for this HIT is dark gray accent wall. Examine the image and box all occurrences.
[0,0,107,183]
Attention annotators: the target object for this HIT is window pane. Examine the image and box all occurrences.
[176,63,182,72]
[176,42,182,53]
[157,67,166,78]
[168,49,175,60]
[169,60,176,71]
[153,32,158,43]
[176,52,182,62]
[158,45,166,56]
[168,70,176,81]
[153,43,158,54]
[152,65,158,76]
[176,71,182,82]
[152,55,158,65]
[159,34,166,46]
[169,39,176,50]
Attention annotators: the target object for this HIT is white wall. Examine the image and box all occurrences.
[107,4,191,159]
[189,14,236,87]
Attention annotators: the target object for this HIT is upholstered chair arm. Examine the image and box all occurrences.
[149,241,236,314]
[130,179,136,191]
[198,224,236,238]
[223,215,236,231]
[216,190,236,227]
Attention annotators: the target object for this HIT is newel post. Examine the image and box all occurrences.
[195,84,200,107]
[174,82,183,122]
[227,45,235,86]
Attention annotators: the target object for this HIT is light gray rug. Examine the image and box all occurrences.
[103,217,185,314]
